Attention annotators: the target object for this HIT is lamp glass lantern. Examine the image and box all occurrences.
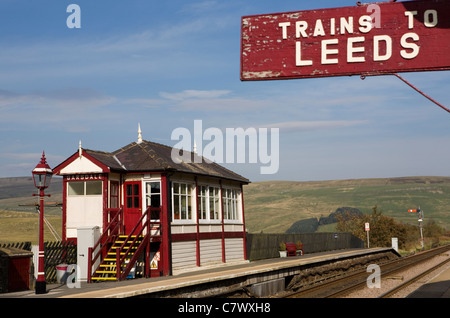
[32,152,53,190]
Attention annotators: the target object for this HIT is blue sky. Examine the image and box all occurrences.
[0,0,448,182]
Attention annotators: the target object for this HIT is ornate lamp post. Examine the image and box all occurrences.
[32,151,53,294]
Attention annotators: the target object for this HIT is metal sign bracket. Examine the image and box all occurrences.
[360,72,449,113]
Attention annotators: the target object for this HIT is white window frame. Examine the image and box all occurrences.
[222,187,241,222]
[198,185,221,223]
[145,180,161,208]
[67,180,102,196]
[171,181,194,223]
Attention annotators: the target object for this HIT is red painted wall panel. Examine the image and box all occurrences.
[8,257,31,292]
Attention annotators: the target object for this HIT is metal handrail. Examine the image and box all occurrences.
[116,206,161,280]
[88,207,123,283]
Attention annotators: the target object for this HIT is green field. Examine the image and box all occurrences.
[0,177,63,244]
[1,176,449,243]
[243,176,450,233]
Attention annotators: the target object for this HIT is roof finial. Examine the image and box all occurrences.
[79,140,82,157]
[137,123,143,144]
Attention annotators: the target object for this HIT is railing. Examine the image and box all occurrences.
[88,207,123,283]
[115,206,161,280]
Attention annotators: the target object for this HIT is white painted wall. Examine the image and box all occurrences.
[66,195,103,239]
[60,156,103,174]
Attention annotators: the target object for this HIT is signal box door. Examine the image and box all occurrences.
[124,181,141,235]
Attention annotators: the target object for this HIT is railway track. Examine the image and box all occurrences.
[283,244,450,298]
[379,254,450,298]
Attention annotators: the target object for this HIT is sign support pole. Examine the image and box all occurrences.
[418,207,424,250]
[365,222,370,248]
[361,73,450,114]
[392,74,450,114]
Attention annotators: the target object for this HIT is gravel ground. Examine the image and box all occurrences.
[344,252,450,298]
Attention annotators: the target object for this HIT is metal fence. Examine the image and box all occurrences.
[0,241,32,251]
[2,241,77,283]
[246,232,364,261]
[44,241,77,283]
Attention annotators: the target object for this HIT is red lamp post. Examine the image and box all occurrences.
[32,151,53,294]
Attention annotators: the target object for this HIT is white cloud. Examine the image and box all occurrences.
[263,120,368,132]
[0,88,116,130]
[123,98,165,108]
[0,152,65,163]
[0,88,114,109]
[160,89,231,101]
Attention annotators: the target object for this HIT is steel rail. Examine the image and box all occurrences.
[379,256,450,298]
[284,244,450,298]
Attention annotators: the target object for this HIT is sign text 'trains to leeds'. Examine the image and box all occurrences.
[240,0,450,81]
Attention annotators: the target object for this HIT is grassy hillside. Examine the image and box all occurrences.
[1,176,449,242]
[0,177,63,244]
[243,176,450,233]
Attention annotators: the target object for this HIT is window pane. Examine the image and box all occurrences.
[151,182,160,193]
[209,196,214,219]
[214,190,220,219]
[146,182,161,207]
[133,184,139,195]
[134,196,140,208]
[174,195,180,219]
[181,196,186,219]
[188,195,192,219]
[202,196,207,219]
[127,197,133,208]
[86,181,102,195]
[151,194,160,207]
[127,185,132,196]
[68,182,84,196]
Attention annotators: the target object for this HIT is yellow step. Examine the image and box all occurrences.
[114,241,142,245]
[95,270,119,274]
[99,264,126,268]
[104,258,131,262]
[108,252,134,256]
[91,277,117,281]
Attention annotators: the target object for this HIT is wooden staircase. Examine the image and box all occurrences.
[88,206,161,282]
[91,235,142,281]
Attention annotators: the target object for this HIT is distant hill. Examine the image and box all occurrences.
[1,176,450,234]
[319,207,363,225]
[0,176,63,214]
[285,207,363,234]
[243,176,450,233]
[0,176,63,199]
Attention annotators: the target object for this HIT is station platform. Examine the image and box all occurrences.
[408,265,450,298]
[1,247,394,298]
